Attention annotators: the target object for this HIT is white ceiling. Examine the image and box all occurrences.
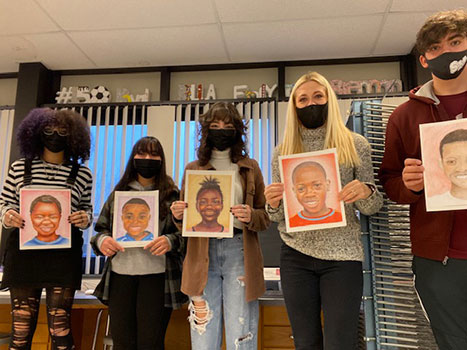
[0,0,465,73]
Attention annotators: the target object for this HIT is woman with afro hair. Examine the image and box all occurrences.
[0,107,93,350]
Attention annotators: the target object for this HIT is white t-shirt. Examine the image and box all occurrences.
[427,191,467,211]
[210,149,244,230]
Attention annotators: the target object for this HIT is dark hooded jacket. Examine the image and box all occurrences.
[379,80,467,261]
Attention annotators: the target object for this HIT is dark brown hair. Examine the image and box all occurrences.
[197,102,248,166]
[114,137,177,217]
[416,9,467,55]
[439,129,467,158]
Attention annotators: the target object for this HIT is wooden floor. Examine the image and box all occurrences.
[0,304,297,349]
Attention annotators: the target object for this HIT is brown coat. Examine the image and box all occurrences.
[179,157,270,302]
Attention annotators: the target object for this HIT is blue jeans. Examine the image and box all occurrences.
[188,233,259,350]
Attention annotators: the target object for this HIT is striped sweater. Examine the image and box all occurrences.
[0,158,93,226]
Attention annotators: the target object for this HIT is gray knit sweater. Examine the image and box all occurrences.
[267,125,383,261]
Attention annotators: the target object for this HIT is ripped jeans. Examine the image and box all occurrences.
[188,233,258,350]
[9,287,75,350]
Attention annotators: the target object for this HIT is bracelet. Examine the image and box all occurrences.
[367,183,376,194]
[266,203,280,213]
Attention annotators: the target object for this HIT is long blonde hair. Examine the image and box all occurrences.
[280,71,360,167]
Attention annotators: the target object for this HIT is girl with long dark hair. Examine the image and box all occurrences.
[91,136,186,350]
[170,102,270,350]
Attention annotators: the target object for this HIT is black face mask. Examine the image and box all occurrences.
[207,129,236,151]
[296,103,328,129]
[134,159,162,179]
[41,131,67,153]
[426,49,467,80]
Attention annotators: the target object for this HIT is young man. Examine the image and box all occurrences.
[379,9,467,350]
[118,198,154,241]
[289,161,342,227]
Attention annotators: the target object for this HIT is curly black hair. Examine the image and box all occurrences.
[197,102,248,166]
[17,108,91,163]
[196,176,223,202]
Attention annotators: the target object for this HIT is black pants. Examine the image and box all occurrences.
[9,287,75,350]
[280,243,363,350]
[413,256,467,350]
[108,272,171,350]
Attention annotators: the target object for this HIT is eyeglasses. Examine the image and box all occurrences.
[43,126,69,137]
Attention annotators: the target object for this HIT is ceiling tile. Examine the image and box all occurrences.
[0,60,19,73]
[0,33,95,70]
[215,0,390,22]
[22,33,96,69]
[37,0,217,30]
[1,1,462,74]
[68,25,229,67]
[0,33,96,71]
[373,13,430,55]
[0,36,42,64]
[223,15,385,62]
[390,0,466,12]
[0,0,60,35]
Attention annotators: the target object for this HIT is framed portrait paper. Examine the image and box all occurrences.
[420,118,467,212]
[279,148,346,233]
[112,191,159,247]
[20,188,71,250]
[183,170,234,238]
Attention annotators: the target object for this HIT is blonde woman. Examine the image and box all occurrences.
[264,72,383,350]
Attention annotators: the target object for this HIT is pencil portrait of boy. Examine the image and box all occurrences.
[421,118,467,211]
[19,188,72,250]
[279,149,346,232]
[112,190,159,247]
[289,161,343,227]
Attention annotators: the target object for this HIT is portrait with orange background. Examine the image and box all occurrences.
[279,148,346,232]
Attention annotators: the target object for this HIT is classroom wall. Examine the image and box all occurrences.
[60,72,161,102]
[0,79,17,106]
[55,61,402,103]
[170,68,277,100]
[286,62,401,84]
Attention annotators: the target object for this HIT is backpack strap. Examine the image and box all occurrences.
[66,162,80,188]
[23,158,33,186]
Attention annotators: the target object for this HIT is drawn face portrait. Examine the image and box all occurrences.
[292,164,330,217]
[196,189,223,224]
[441,140,467,190]
[30,201,61,240]
[121,203,151,238]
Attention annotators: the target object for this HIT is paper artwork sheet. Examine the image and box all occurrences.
[20,188,72,250]
[279,148,347,232]
[112,190,159,247]
[420,118,467,212]
[182,170,235,238]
